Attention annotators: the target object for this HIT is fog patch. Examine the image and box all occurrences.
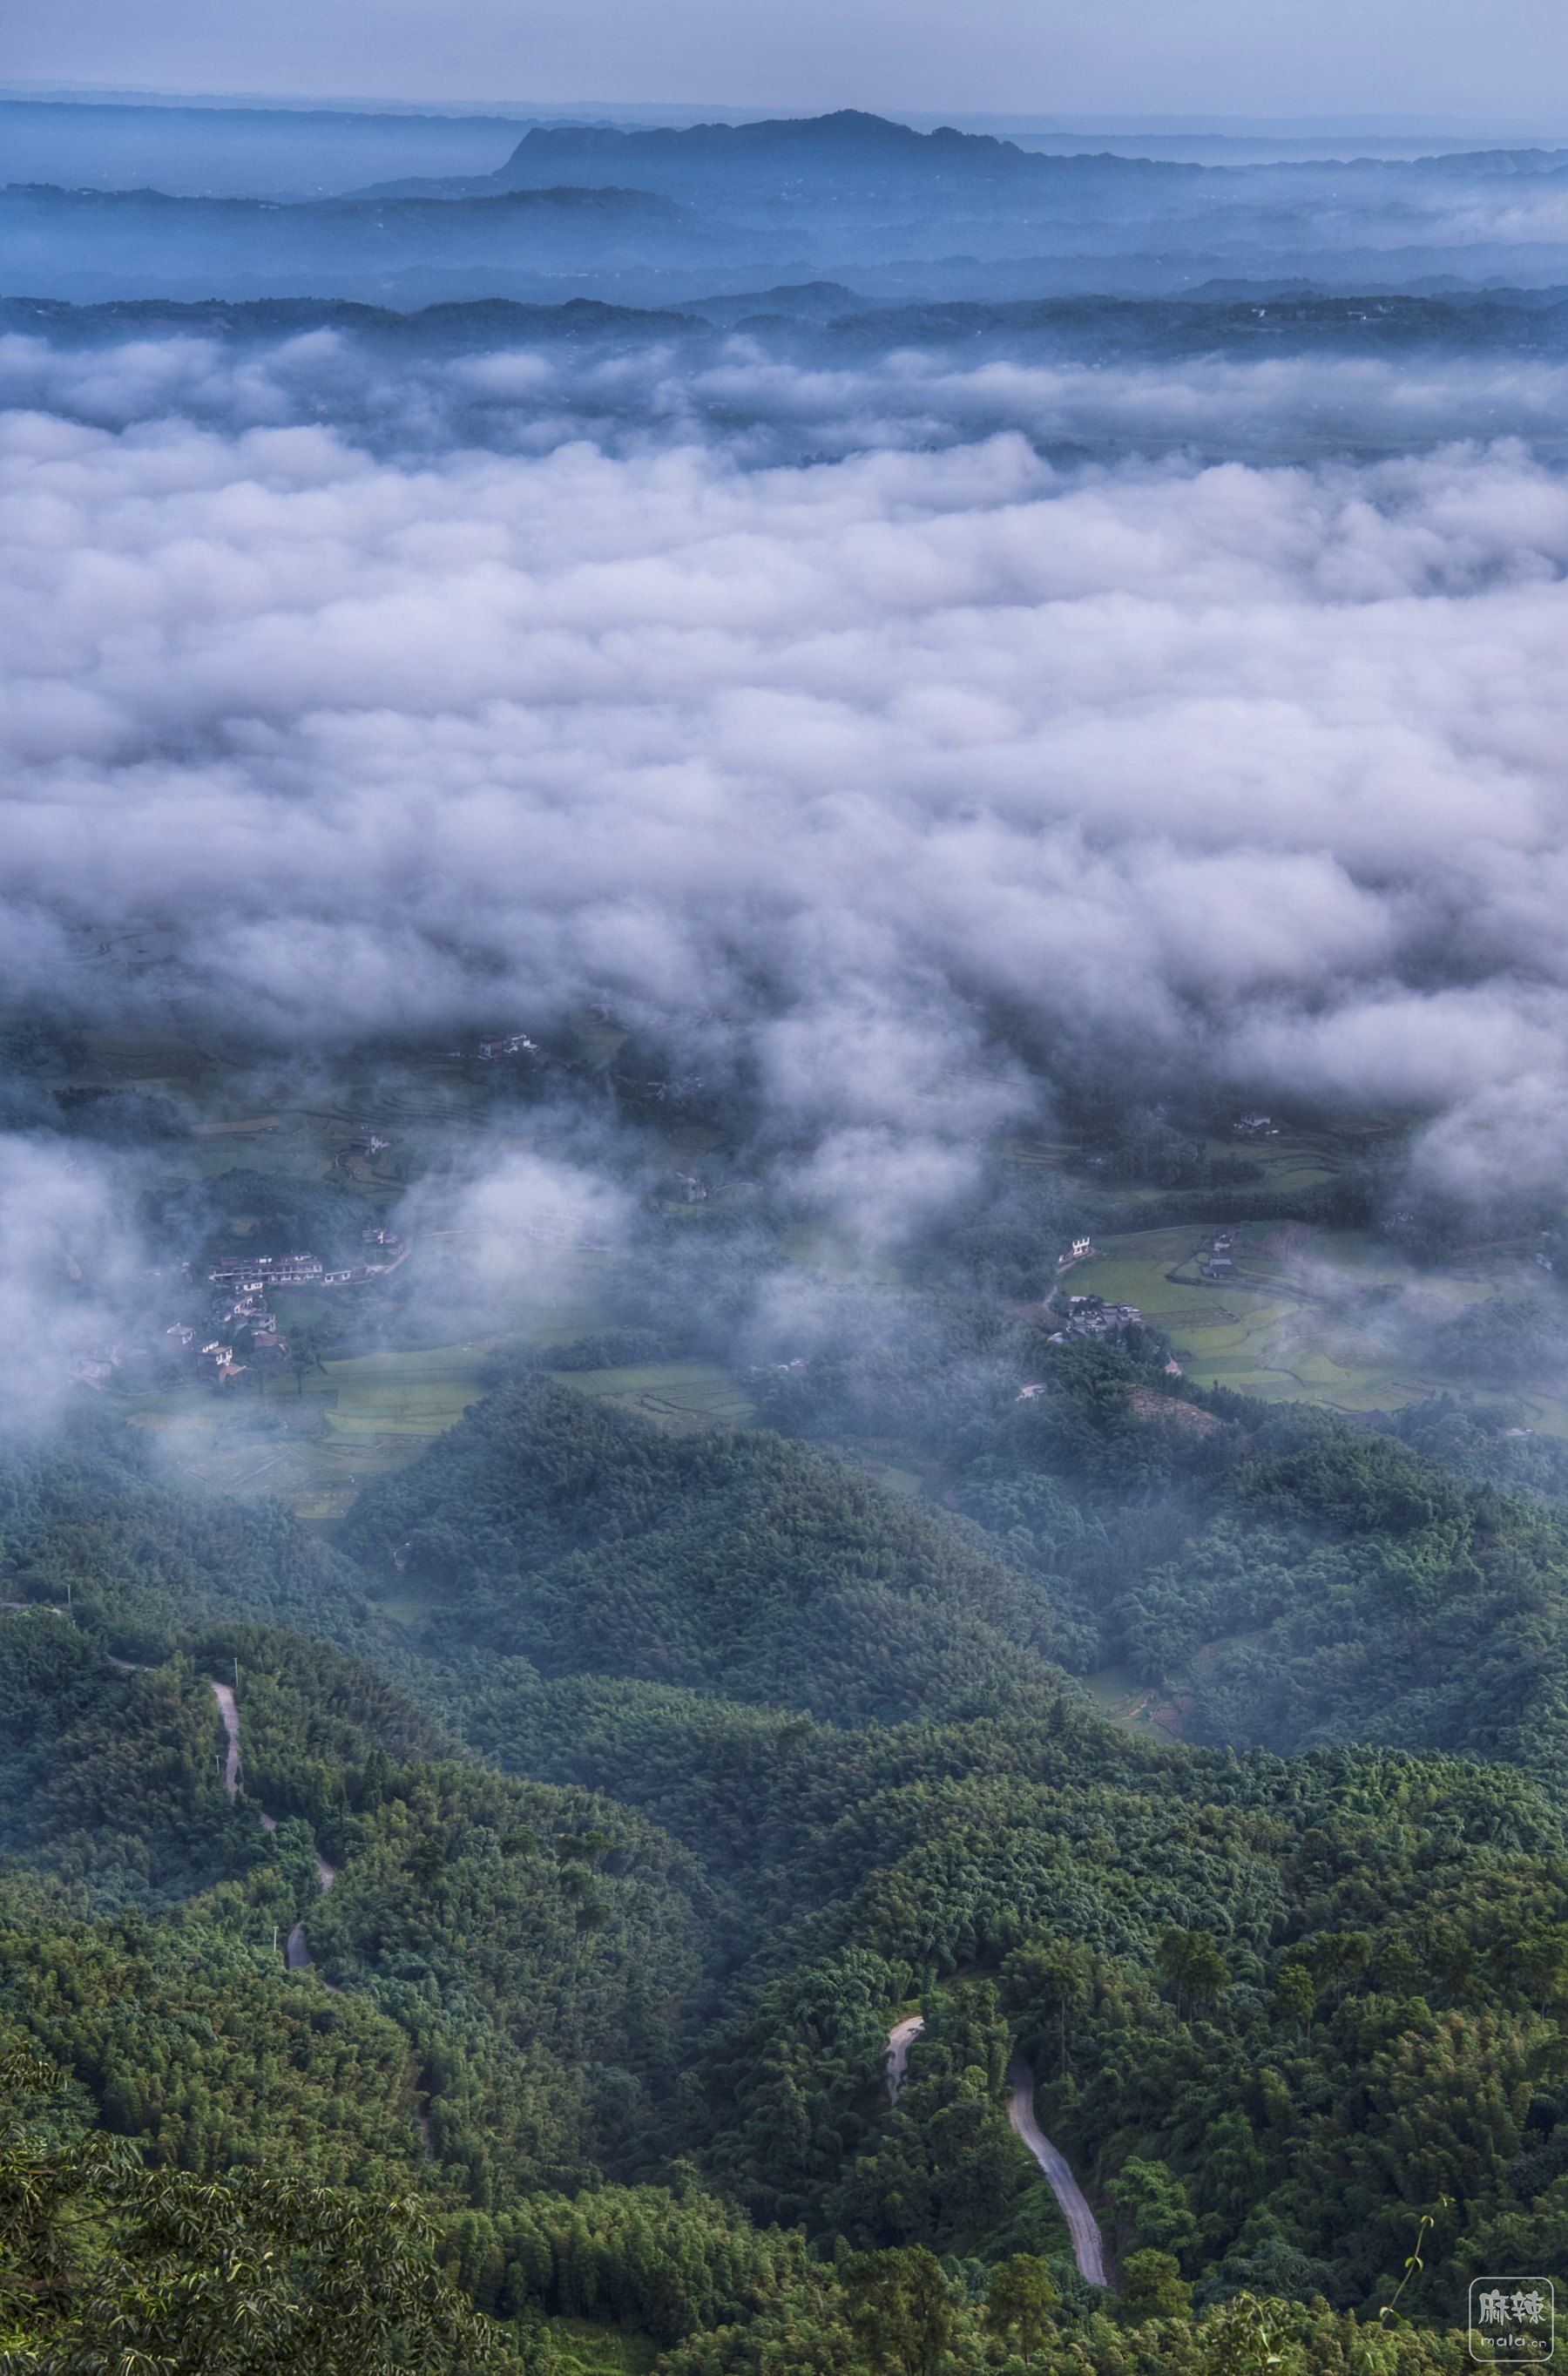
[0,1137,152,1434]
[392,1147,632,1341]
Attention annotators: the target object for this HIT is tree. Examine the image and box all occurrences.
[984,2253,1058,2364]
[1005,1937,1093,2081]
[1509,1925,1568,2014]
[1157,1929,1229,2021]
[1106,2157,1198,2263]
[0,2048,512,2373]
[841,2249,954,2376]
[1273,1961,1317,2037]
[1118,2249,1193,2324]
[1198,2291,1308,2376]
[285,1324,329,1398]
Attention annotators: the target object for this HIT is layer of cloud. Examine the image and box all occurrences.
[6,349,1568,1249]
[9,329,1568,467]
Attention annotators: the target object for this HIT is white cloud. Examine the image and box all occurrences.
[395,1147,632,1336]
[5,355,1568,1232]
[0,1136,149,1432]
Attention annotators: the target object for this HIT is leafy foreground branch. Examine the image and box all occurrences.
[0,2048,519,2375]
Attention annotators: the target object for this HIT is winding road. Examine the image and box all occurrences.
[1005,2055,1108,2287]
[884,2017,1108,2288]
[3,1608,343,1983]
[207,1677,336,1969]
[885,2014,924,2103]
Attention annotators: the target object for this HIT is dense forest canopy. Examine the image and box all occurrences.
[3,1294,1567,2366]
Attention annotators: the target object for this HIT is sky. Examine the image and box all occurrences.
[4,0,1568,123]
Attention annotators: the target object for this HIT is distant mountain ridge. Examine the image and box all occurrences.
[12,109,1568,308]
[355,105,1568,203]
[355,106,1191,200]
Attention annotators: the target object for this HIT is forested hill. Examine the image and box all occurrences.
[754,1323,1568,1802]
[337,1346,1568,1801]
[340,1374,1075,1723]
[4,1348,1568,2367]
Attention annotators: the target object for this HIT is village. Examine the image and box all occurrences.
[1045,1293,1146,1346]
[165,1229,411,1385]
[1042,1222,1249,1351]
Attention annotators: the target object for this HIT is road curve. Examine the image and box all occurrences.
[882,2021,1108,2288]
[207,1676,337,1972]
[1007,2055,1108,2287]
[886,2013,924,2102]
[286,1854,338,1971]
[209,1680,242,1797]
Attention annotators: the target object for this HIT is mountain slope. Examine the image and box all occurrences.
[341,1374,1073,1722]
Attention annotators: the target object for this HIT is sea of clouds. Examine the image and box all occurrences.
[5,330,1568,1407]
[9,328,1568,464]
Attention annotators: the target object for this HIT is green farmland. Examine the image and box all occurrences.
[1074,1219,1566,1427]
[118,1339,500,1520]
[555,1359,754,1430]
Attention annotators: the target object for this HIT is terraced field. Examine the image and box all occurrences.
[1078,1221,1565,1425]
[556,1359,754,1431]
[118,1339,503,1519]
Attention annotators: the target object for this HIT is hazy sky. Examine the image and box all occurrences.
[5,0,1567,121]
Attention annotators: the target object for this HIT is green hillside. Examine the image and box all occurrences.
[4,1341,1568,2366]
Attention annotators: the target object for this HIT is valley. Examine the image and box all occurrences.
[5,74,1568,2375]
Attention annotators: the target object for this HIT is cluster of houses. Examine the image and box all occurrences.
[473,1033,537,1061]
[1231,1114,1280,1139]
[206,1229,406,1298]
[1047,1293,1146,1346]
[1056,1235,1094,1269]
[1201,1231,1237,1281]
[164,1321,256,1386]
[155,1228,409,1388]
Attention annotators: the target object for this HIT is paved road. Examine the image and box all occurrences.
[1007,2056,1108,2287]
[208,1677,337,1970]
[886,2013,924,2102]
[882,2020,1108,2288]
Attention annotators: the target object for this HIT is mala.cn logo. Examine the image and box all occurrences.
[1470,2280,1554,2363]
